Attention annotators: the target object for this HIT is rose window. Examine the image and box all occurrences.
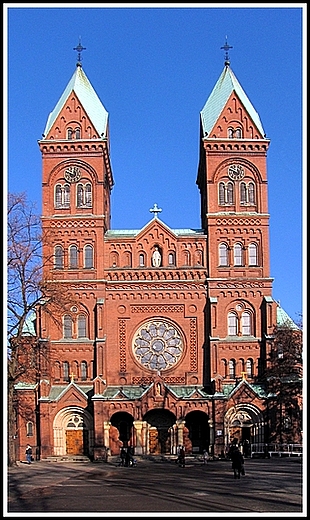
[133,320,183,371]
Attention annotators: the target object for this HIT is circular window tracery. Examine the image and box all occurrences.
[133,320,183,371]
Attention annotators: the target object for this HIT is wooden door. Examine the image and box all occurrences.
[66,430,83,455]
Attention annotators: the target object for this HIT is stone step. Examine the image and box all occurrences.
[43,455,90,463]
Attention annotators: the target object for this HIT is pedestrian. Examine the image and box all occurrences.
[230,445,245,479]
[178,446,185,467]
[125,445,134,467]
[203,449,209,465]
[25,444,32,464]
[120,447,127,466]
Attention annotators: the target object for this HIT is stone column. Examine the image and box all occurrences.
[177,419,185,446]
[133,420,144,455]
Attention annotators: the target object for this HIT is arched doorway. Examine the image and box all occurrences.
[110,411,134,447]
[224,403,264,453]
[185,410,210,454]
[53,407,94,458]
[143,409,176,454]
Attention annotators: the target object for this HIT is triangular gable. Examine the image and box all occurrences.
[136,217,178,242]
[54,382,90,404]
[211,90,264,139]
[225,379,266,400]
[45,91,100,140]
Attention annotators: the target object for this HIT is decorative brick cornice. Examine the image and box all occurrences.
[131,305,184,313]
[107,281,206,290]
[217,281,264,289]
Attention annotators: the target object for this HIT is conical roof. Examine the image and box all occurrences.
[43,65,109,138]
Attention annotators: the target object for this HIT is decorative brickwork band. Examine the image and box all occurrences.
[131,305,184,313]
[118,319,127,372]
[190,317,198,372]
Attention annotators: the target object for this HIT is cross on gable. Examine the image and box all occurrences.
[149,203,162,219]
[69,372,76,383]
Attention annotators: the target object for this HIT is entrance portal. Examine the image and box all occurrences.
[144,409,176,454]
[185,410,210,453]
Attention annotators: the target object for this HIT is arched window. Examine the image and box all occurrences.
[63,315,73,339]
[54,245,64,269]
[55,185,62,207]
[55,184,70,208]
[222,359,228,378]
[228,312,238,335]
[240,182,247,204]
[63,361,70,381]
[139,253,145,267]
[227,182,234,204]
[229,359,236,378]
[248,243,258,266]
[84,245,94,268]
[69,245,78,268]
[26,422,33,437]
[77,315,87,338]
[228,127,234,139]
[242,311,251,335]
[234,243,243,266]
[81,361,87,380]
[219,182,225,205]
[168,252,175,266]
[219,243,229,266]
[75,127,81,139]
[246,359,253,378]
[64,184,70,206]
[77,184,84,207]
[85,183,92,206]
[67,128,73,140]
[124,251,132,267]
[248,182,255,204]
[235,128,242,138]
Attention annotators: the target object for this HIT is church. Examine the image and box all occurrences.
[15,42,301,461]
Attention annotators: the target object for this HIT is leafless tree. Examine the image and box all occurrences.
[7,192,75,465]
[264,317,303,445]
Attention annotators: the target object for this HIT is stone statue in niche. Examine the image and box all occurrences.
[152,246,161,267]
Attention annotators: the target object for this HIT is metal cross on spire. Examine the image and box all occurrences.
[74,38,86,67]
[149,203,162,219]
[221,37,233,66]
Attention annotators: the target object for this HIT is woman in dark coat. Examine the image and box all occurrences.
[230,446,245,479]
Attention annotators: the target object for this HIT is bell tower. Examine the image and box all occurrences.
[197,41,277,387]
[37,43,114,389]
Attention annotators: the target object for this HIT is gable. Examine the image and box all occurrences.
[210,91,264,139]
[45,91,99,140]
[209,92,264,139]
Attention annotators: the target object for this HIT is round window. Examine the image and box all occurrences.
[133,320,183,371]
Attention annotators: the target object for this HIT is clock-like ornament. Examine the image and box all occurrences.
[64,166,81,183]
[228,164,244,181]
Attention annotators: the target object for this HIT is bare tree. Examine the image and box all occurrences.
[7,192,75,466]
[264,318,303,446]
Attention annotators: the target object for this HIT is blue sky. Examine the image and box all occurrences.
[5,4,305,324]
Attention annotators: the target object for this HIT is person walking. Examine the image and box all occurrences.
[125,445,134,467]
[178,446,185,468]
[120,447,127,466]
[230,445,245,479]
[203,449,209,465]
[25,445,32,464]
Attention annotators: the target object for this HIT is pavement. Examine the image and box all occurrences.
[5,455,305,516]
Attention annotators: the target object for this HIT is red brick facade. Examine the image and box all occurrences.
[16,59,297,462]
